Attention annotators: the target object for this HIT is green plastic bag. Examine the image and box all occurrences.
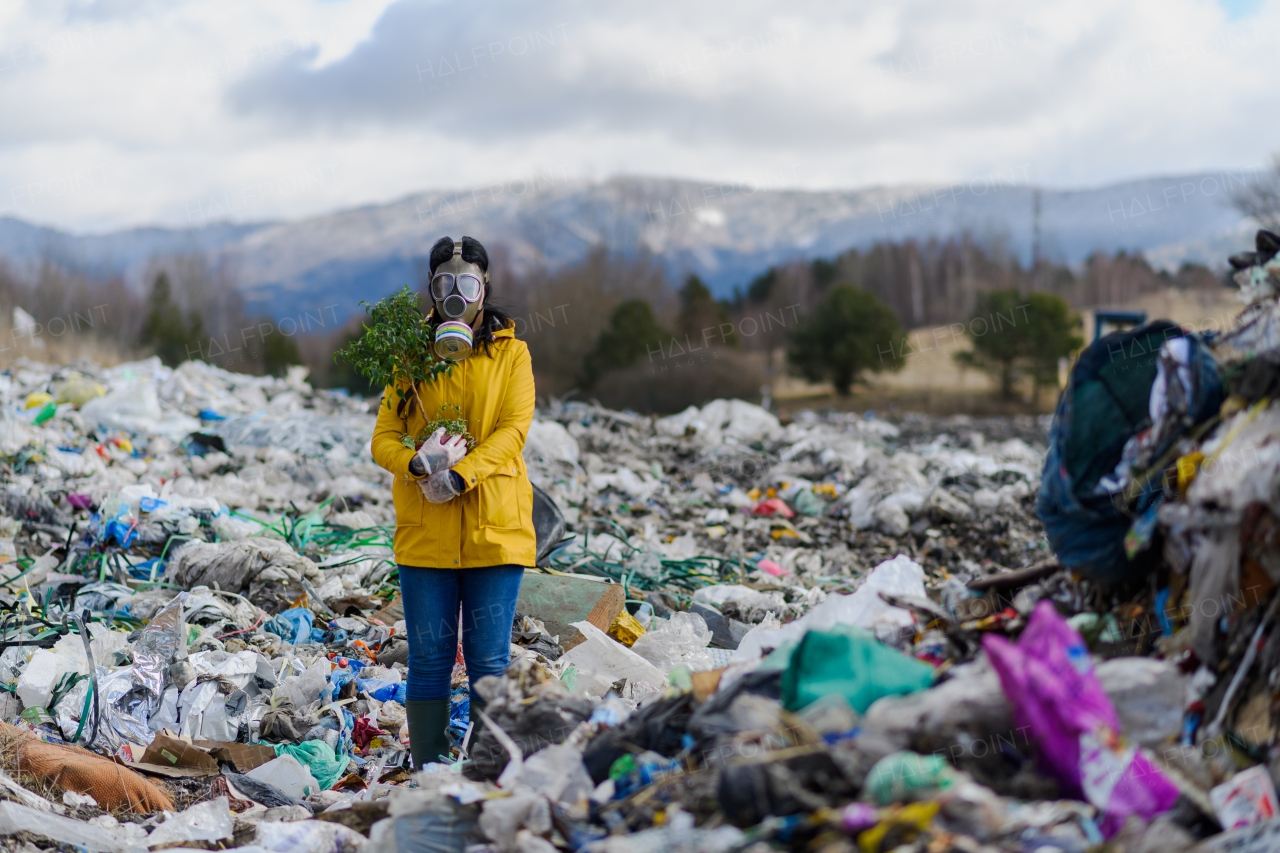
[273,740,347,791]
[864,751,955,805]
[33,401,57,425]
[778,625,935,713]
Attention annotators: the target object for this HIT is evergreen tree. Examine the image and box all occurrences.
[263,324,303,377]
[788,286,905,395]
[582,299,668,387]
[954,289,1082,399]
[677,274,736,346]
[140,273,199,367]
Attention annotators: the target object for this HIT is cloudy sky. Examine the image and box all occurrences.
[0,0,1275,232]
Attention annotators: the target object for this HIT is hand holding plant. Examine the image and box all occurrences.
[414,427,468,478]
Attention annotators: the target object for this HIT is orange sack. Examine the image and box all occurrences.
[0,723,174,814]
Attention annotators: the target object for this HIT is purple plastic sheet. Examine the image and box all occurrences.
[983,601,1179,837]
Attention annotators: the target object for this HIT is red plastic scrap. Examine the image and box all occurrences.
[752,498,795,518]
[352,716,386,751]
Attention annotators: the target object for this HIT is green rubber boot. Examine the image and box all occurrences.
[468,695,488,749]
[406,699,451,770]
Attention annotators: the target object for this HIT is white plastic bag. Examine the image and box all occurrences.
[255,819,368,853]
[247,755,321,800]
[631,612,715,674]
[733,555,925,661]
[145,796,233,848]
[558,621,666,697]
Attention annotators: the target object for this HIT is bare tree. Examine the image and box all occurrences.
[1232,154,1280,232]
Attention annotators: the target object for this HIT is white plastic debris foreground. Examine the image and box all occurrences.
[630,611,714,674]
[80,380,202,442]
[0,799,147,853]
[145,796,234,848]
[253,820,369,853]
[558,621,667,699]
[248,755,322,800]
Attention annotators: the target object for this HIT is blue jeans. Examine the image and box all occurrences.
[398,565,524,702]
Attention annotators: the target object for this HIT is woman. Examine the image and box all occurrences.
[371,235,536,768]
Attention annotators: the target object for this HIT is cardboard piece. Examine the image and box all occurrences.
[690,668,725,702]
[331,595,382,615]
[197,740,277,773]
[372,595,405,625]
[133,734,219,777]
[124,733,276,778]
[517,572,625,652]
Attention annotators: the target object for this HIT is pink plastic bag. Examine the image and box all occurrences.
[983,601,1179,837]
[756,558,789,577]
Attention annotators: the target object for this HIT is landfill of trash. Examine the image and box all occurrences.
[5,234,1280,851]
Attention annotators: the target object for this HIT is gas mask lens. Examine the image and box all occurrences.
[430,273,483,302]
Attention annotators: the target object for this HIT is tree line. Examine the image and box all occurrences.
[0,235,1227,410]
[0,254,301,377]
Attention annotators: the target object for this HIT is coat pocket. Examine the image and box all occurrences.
[392,475,424,527]
[479,468,523,530]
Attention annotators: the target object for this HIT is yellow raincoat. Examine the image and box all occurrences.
[371,324,536,568]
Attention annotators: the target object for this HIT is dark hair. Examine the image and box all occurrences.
[426,235,513,357]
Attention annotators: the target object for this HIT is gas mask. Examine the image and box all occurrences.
[431,241,487,360]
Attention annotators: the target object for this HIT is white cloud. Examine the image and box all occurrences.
[0,0,1275,232]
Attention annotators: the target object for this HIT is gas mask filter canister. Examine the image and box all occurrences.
[434,320,474,360]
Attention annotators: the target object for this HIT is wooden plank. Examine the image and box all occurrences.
[965,559,1061,592]
[517,572,624,652]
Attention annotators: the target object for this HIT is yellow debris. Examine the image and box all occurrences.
[858,801,939,853]
[1176,451,1204,495]
[22,392,52,410]
[608,609,646,646]
[52,374,105,407]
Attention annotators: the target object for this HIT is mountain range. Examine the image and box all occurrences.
[0,171,1259,323]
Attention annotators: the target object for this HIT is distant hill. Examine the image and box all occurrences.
[0,172,1257,322]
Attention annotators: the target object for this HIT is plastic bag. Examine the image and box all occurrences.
[778,625,934,713]
[734,555,925,661]
[84,591,188,751]
[1210,765,1279,831]
[367,795,479,853]
[864,752,956,805]
[630,612,714,673]
[983,600,1179,837]
[256,819,368,853]
[479,793,553,852]
[276,659,329,708]
[505,743,594,803]
[267,607,322,645]
[273,740,347,791]
[248,755,321,799]
[558,621,666,697]
[145,796,233,848]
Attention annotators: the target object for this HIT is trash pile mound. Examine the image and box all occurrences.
[4,228,1280,853]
